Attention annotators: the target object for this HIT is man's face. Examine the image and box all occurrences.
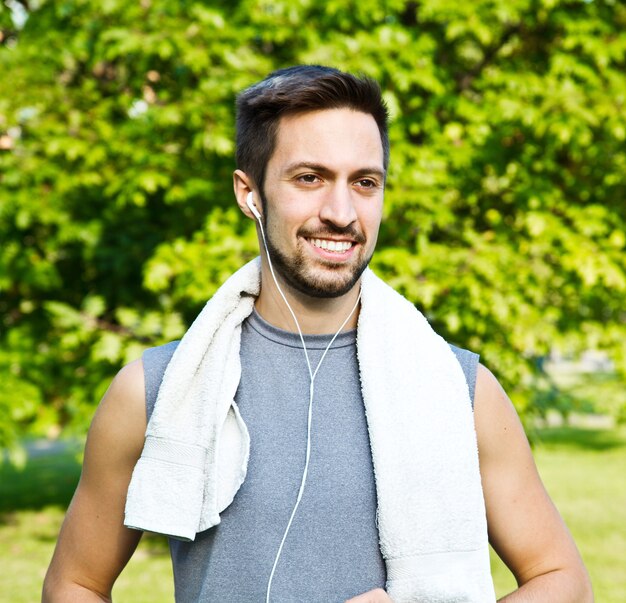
[260,108,385,299]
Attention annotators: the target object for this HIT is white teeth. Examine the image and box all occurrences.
[310,238,352,252]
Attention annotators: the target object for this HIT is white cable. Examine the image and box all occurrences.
[255,213,361,603]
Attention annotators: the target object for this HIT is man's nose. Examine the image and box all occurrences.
[319,184,357,228]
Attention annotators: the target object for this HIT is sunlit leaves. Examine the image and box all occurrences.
[1,0,625,447]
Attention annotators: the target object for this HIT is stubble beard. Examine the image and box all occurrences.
[262,208,372,299]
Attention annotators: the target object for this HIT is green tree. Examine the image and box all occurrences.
[1,0,625,448]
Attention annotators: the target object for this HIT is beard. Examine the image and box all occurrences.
[261,195,372,299]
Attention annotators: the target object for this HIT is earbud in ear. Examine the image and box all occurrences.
[246,192,262,220]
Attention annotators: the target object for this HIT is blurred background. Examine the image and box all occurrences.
[1,0,625,600]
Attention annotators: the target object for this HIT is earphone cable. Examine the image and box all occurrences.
[255,213,361,603]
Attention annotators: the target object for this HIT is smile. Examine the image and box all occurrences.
[307,238,354,253]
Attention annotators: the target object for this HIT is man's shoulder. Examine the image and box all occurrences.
[142,341,180,420]
[143,340,180,368]
[448,343,479,366]
[448,343,480,405]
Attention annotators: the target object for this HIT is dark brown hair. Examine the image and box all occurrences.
[235,65,389,196]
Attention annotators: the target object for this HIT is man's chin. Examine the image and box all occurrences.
[265,240,370,299]
[286,265,366,299]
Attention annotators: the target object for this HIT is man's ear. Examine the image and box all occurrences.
[233,169,262,220]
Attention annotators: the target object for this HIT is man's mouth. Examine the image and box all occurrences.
[306,238,354,253]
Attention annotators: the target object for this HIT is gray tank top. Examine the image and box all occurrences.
[142,309,479,602]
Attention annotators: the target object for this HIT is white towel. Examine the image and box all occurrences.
[125,258,495,602]
[357,269,495,601]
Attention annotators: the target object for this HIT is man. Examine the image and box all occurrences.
[43,65,593,602]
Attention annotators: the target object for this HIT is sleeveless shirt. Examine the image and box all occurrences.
[142,309,479,602]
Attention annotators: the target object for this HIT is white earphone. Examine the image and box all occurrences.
[246,191,262,220]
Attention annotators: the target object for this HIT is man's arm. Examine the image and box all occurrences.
[475,364,593,602]
[42,359,148,602]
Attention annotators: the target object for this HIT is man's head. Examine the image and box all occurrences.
[234,66,388,300]
[236,65,389,196]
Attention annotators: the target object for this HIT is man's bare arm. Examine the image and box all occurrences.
[475,364,593,602]
[42,359,148,602]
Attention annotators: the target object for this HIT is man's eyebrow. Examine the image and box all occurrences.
[282,161,385,180]
[351,167,386,181]
[282,161,332,175]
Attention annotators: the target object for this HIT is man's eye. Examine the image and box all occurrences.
[355,178,376,188]
[298,174,320,184]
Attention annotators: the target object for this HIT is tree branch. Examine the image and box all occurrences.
[456,22,523,92]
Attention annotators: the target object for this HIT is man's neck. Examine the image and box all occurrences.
[254,272,361,336]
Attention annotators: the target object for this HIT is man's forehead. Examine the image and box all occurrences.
[271,108,384,166]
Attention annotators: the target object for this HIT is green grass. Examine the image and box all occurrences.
[0,441,174,603]
[2,427,625,602]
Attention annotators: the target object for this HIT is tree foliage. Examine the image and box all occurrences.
[1,0,625,447]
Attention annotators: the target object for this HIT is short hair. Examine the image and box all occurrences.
[235,65,389,194]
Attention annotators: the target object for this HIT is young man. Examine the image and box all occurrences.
[43,66,593,602]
